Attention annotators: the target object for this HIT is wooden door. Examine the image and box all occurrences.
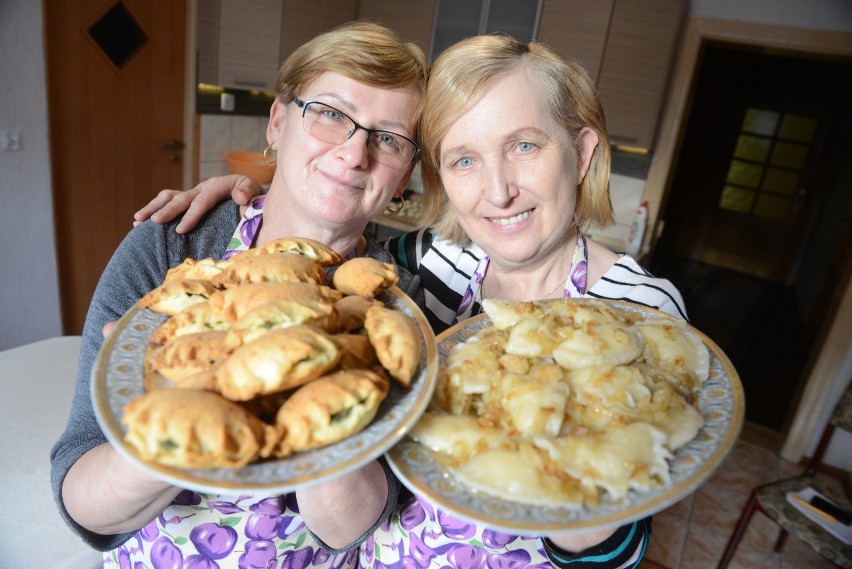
[45,0,186,334]
[659,43,852,284]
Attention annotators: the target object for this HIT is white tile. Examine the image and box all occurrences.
[232,116,262,152]
[199,115,233,162]
[199,160,229,180]
[609,173,645,224]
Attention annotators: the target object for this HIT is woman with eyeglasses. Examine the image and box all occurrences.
[134,34,688,569]
[50,22,427,568]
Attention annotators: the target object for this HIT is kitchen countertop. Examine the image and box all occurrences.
[0,336,101,569]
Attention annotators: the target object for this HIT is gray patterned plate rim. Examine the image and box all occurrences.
[92,286,438,495]
[386,298,745,535]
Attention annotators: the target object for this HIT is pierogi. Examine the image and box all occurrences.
[122,237,426,470]
[411,298,709,507]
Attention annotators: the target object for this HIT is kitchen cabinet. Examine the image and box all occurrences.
[280,0,359,62]
[357,0,437,54]
[197,0,283,92]
[539,0,685,150]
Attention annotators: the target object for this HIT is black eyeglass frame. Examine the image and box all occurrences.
[293,98,420,167]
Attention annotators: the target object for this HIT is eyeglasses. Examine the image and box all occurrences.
[293,98,420,169]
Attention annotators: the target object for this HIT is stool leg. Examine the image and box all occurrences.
[716,491,759,569]
[773,528,788,552]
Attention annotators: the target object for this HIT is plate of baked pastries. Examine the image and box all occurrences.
[386,298,744,534]
[92,237,438,494]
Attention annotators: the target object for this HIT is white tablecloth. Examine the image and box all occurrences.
[0,336,102,569]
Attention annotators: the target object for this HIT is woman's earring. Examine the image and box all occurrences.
[263,145,277,166]
[385,194,405,214]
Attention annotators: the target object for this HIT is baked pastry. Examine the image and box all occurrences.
[211,252,326,288]
[274,369,390,456]
[208,282,342,322]
[122,389,277,469]
[146,331,230,383]
[332,258,398,298]
[215,326,341,401]
[333,295,383,331]
[138,279,220,315]
[150,301,230,345]
[364,305,421,387]
[164,257,230,282]
[331,333,378,370]
[224,298,338,349]
[232,236,343,266]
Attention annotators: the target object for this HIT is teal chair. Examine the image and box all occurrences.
[717,381,852,568]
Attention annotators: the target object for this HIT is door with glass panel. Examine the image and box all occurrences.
[661,43,852,284]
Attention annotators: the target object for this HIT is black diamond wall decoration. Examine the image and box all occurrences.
[88,2,149,69]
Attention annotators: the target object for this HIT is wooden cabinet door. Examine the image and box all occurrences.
[280,0,359,62]
[218,0,283,91]
[537,0,614,84]
[597,0,685,149]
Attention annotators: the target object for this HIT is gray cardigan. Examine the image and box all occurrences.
[50,201,423,550]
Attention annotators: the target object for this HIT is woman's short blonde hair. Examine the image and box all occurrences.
[420,34,613,246]
[274,21,428,134]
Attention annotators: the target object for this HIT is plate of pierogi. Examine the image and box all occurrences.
[92,240,438,494]
[386,298,744,534]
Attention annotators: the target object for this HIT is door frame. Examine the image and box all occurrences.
[644,17,852,462]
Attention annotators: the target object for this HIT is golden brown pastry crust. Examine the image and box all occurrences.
[331,333,378,370]
[146,331,230,383]
[332,258,398,297]
[333,295,384,331]
[122,389,277,469]
[224,298,338,349]
[274,369,390,456]
[211,252,326,288]
[215,326,341,401]
[150,301,230,345]
[364,306,422,387]
[232,236,343,266]
[138,279,221,315]
[164,257,230,282]
[208,282,343,322]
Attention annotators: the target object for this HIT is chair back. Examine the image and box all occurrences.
[806,379,852,476]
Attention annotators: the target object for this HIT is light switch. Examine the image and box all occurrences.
[0,129,22,151]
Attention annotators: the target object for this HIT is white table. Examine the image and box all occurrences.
[0,336,102,569]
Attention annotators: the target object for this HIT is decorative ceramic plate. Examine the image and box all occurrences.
[386,299,745,535]
[92,286,438,494]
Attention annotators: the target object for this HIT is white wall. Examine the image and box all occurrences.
[0,0,62,350]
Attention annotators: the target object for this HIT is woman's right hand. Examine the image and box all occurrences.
[134,174,264,234]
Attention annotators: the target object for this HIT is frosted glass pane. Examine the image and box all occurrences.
[779,114,817,143]
[432,0,483,60]
[734,135,771,162]
[742,108,779,136]
[755,194,791,221]
[719,186,755,213]
[770,142,808,169]
[726,160,763,187]
[486,0,538,42]
[762,167,799,195]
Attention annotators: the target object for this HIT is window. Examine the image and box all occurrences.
[718,108,816,222]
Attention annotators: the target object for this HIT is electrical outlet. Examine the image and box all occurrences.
[1,129,23,151]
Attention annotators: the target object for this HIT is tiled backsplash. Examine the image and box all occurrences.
[587,173,646,253]
[198,114,269,180]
